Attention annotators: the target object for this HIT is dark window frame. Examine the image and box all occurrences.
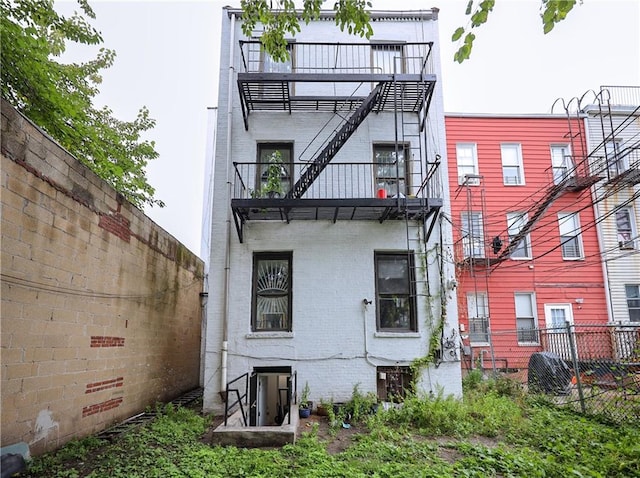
[374,251,417,332]
[256,142,294,197]
[251,251,293,332]
[373,143,410,198]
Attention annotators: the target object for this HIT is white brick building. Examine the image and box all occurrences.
[203,7,462,425]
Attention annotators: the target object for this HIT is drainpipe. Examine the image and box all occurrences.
[220,11,236,395]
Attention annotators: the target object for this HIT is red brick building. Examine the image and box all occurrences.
[446,114,609,370]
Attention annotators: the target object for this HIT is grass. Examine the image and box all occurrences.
[22,380,640,478]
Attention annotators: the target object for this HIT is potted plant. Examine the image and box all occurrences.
[299,381,311,418]
[261,150,286,198]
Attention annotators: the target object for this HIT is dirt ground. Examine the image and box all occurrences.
[296,413,361,454]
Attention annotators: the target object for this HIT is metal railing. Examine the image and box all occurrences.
[223,372,252,426]
[599,85,640,107]
[463,324,640,424]
[232,161,441,200]
[590,146,640,183]
[239,41,434,76]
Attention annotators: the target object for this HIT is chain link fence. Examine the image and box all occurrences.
[461,324,640,423]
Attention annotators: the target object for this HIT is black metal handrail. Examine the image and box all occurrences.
[239,40,434,76]
[223,372,252,426]
[232,161,440,200]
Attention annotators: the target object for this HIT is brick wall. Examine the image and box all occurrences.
[1,99,205,455]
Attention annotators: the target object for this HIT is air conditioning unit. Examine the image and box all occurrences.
[458,175,480,186]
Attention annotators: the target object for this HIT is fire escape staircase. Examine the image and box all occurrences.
[286,82,389,199]
[495,171,601,262]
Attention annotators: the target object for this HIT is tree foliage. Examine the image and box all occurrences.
[240,0,373,62]
[239,0,579,64]
[453,0,579,63]
[1,0,163,208]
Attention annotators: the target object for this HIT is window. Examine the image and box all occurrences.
[616,208,636,249]
[372,43,405,74]
[261,42,293,73]
[515,293,538,343]
[257,143,292,197]
[374,144,409,197]
[375,252,417,331]
[550,145,574,184]
[467,292,489,343]
[252,252,292,331]
[605,140,627,176]
[456,143,480,185]
[625,285,640,322]
[544,304,573,330]
[461,211,484,258]
[501,143,524,185]
[558,213,583,259]
[507,212,531,259]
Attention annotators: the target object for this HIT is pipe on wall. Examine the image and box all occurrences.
[220,12,236,394]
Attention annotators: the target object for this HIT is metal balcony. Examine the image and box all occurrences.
[230,161,442,242]
[237,41,436,128]
[591,145,640,186]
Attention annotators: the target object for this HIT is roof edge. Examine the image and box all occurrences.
[445,112,588,119]
[224,7,439,21]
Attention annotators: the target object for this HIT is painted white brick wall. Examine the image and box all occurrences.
[204,8,461,412]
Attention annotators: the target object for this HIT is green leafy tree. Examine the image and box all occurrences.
[239,0,579,64]
[452,0,579,63]
[1,0,164,208]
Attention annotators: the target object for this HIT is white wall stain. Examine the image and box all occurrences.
[32,409,59,445]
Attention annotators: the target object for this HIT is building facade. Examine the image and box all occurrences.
[583,86,640,326]
[203,8,462,423]
[446,114,609,369]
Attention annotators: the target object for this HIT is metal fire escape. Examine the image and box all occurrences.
[231,41,442,243]
[494,100,603,262]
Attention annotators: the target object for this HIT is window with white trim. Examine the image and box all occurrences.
[461,211,484,259]
[515,293,538,343]
[558,212,583,259]
[625,285,640,322]
[501,143,524,185]
[507,212,531,259]
[550,144,574,184]
[252,252,292,332]
[456,143,479,185]
[616,207,636,250]
[467,292,489,343]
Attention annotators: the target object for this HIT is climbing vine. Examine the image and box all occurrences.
[411,222,448,377]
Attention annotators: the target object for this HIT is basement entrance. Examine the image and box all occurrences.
[250,366,292,426]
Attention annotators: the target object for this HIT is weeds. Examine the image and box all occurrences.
[23,382,640,478]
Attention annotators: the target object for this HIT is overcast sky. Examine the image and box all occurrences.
[55,0,640,258]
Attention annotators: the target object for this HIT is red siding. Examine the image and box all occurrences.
[446,116,608,369]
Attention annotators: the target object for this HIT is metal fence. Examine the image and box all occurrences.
[462,324,640,423]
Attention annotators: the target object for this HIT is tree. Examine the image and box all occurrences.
[452,0,579,63]
[1,0,164,208]
[239,0,579,63]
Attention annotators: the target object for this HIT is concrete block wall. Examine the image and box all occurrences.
[1,99,205,455]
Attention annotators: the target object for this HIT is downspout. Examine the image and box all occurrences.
[220,11,236,395]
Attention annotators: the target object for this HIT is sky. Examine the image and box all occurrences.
[55,0,640,259]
